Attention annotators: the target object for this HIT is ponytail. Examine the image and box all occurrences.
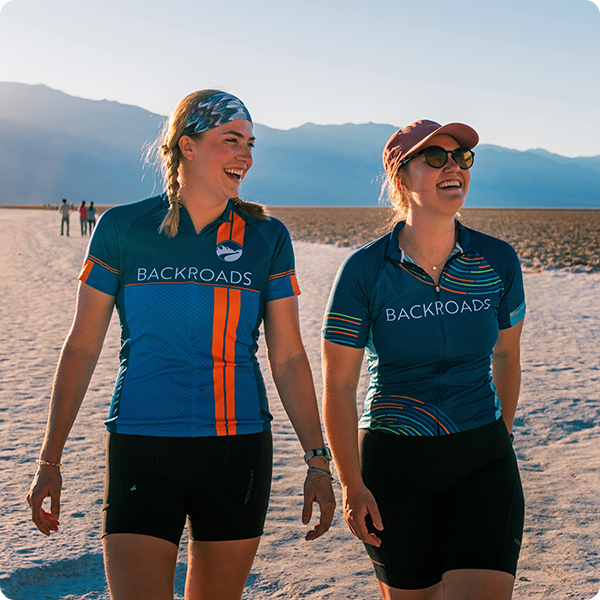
[376,168,411,234]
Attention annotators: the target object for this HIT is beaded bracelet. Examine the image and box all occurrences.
[307,466,332,477]
[36,459,63,468]
[305,466,334,484]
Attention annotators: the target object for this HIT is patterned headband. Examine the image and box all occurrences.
[182,92,252,137]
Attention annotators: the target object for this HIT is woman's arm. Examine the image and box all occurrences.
[263,296,335,541]
[492,319,525,434]
[26,282,115,536]
[322,339,383,546]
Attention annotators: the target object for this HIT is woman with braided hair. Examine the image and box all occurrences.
[27,89,335,600]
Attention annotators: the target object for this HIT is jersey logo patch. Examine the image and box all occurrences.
[216,241,243,262]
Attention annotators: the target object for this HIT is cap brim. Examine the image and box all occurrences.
[405,123,479,159]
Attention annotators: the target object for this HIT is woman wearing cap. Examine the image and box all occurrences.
[322,120,525,599]
[27,89,335,600]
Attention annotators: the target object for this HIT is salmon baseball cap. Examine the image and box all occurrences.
[383,120,479,177]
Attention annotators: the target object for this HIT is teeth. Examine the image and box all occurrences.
[439,180,460,188]
[225,168,243,178]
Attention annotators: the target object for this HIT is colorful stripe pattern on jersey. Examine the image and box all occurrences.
[322,221,526,436]
[79,196,300,437]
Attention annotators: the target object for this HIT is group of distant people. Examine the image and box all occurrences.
[58,198,96,236]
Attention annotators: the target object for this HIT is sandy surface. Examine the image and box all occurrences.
[268,207,600,273]
[0,208,599,599]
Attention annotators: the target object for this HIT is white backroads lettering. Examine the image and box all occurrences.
[386,298,491,321]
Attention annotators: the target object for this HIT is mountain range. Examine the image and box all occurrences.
[0,82,598,207]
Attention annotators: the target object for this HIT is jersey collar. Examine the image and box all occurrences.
[386,220,475,264]
[160,195,237,232]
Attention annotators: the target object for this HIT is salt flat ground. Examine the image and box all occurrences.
[0,209,598,599]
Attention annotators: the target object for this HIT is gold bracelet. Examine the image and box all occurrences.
[36,459,63,468]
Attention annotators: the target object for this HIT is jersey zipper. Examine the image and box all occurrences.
[411,251,460,434]
[397,250,465,434]
[434,250,463,295]
[434,250,464,434]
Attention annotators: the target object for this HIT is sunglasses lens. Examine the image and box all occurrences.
[407,147,475,170]
[454,149,474,169]
[423,147,474,169]
[424,146,448,168]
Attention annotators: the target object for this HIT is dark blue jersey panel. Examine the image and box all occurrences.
[80,196,300,437]
[322,221,526,436]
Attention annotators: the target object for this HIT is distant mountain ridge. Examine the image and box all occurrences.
[0,82,598,207]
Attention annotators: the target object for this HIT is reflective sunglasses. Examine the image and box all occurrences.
[398,146,475,170]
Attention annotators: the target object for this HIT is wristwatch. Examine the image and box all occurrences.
[303,446,332,463]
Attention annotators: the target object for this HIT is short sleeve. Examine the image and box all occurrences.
[266,223,301,301]
[495,244,526,330]
[322,253,373,348]
[78,209,121,296]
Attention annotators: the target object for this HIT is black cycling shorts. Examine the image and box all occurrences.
[360,418,524,590]
[103,430,272,545]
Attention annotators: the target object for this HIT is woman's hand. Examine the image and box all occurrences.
[26,466,62,536]
[302,469,336,541]
[342,483,384,547]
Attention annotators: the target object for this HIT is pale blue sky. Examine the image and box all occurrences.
[0,0,599,157]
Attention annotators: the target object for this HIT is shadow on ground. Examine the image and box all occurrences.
[0,554,191,600]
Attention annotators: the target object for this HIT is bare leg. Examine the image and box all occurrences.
[377,581,442,600]
[184,537,261,600]
[103,533,179,600]
[442,569,515,600]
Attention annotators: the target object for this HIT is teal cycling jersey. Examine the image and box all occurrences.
[79,196,300,437]
[322,221,526,436]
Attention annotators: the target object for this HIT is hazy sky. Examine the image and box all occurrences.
[0,0,599,157]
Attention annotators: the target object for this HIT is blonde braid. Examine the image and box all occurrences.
[158,143,182,237]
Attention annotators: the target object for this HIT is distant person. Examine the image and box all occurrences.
[58,198,71,236]
[87,201,97,232]
[27,89,335,600]
[322,120,526,599]
[78,201,88,236]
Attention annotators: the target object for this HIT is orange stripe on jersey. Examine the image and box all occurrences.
[212,287,228,435]
[290,273,301,295]
[89,255,119,274]
[269,269,295,280]
[78,259,93,283]
[216,220,232,245]
[231,212,245,246]
[224,288,241,434]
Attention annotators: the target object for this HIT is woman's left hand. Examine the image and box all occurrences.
[302,470,336,541]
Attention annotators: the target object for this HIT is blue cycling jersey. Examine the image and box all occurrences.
[79,195,300,437]
[322,221,526,436]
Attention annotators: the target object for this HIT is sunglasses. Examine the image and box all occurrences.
[398,146,475,170]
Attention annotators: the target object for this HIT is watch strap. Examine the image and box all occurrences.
[303,446,332,463]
